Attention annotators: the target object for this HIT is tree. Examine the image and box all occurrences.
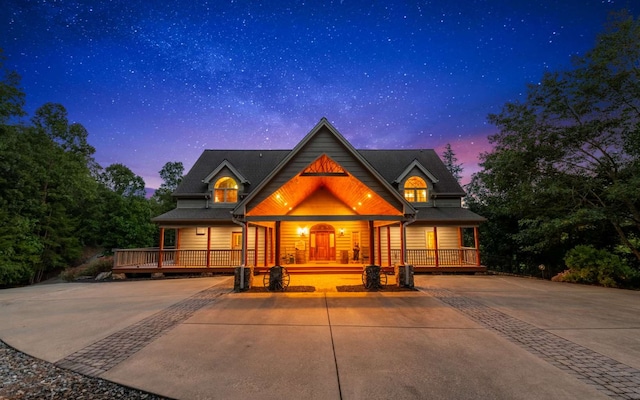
[97,163,156,250]
[441,143,463,184]
[0,49,25,124]
[469,11,640,274]
[151,161,184,216]
[99,163,146,197]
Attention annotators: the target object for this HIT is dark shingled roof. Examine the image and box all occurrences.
[152,207,235,223]
[358,149,465,196]
[174,150,290,196]
[413,207,486,223]
[174,148,465,197]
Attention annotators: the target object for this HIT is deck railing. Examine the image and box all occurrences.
[114,248,478,269]
[390,248,479,266]
[113,248,255,268]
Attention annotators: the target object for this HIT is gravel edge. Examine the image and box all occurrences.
[0,340,172,400]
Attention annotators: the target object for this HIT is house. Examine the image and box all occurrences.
[113,118,485,275]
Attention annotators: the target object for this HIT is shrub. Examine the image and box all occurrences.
[554,245,639,288]
[60,256,113,281]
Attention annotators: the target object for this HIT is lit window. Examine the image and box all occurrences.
[404,176,428,203]
[214,177,238,203]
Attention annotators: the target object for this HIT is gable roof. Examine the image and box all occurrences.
[172,122,466,201]
[359,149,465,196]
[393,159,439,185]
[234,118,414,216]
[173,150,289,197]
[202,160,250,185]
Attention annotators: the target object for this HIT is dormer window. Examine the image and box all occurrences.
[404,176,428,203]
[214,177,238,203]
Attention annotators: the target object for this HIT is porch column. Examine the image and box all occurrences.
[242,222,248,266]
[376,227,382,267]
[368,220,375,265]
[474,226,481,266]
[386,227,391,267]
[434,227,439,267]
[206,227,211,268]
[176,228,182,265]
[158,227,165,268]
[400,223,406,265]
[254,225,259,267]
[458,227,464,265]
[263,226,268,266]
[275,221,281,265]
[269,227,274,265]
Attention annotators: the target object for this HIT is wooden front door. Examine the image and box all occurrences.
[309,223,336,262]
[316,232,330,260]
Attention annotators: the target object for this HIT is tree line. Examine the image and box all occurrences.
[466,11,640,288]
[0,50,183,286]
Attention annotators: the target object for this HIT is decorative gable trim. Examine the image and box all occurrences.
[202,160,250,185]
[301,154,347,176]
[394,160,439,185]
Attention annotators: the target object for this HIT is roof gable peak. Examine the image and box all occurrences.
[202,159,249,185]
[394,159,439,184]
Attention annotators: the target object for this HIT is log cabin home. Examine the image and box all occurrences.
[113,118,485,276]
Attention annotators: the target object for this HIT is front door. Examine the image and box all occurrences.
[309,223,336,262]
[316,232,330,260]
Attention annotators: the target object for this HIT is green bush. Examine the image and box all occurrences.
[553,245,639,288]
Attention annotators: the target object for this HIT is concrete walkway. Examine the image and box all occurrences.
[1,274,640,399]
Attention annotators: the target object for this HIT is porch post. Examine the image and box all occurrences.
[175,228,181,265]
[263,226,268,266]
[458,227,464,265]
[243,222,248,266]
[376,227,382,267]
[254,225,259,267]
[269,227,274,265]
[386,227,391,267]
[206,227,211,268]
[434,227,439,267]
[368,220,375,265]
[158,227,165,268]
[275,221,281,265]
[474,226,481,266]
[400,222,406,265]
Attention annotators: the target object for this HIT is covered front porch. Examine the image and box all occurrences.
[112,221,485,275]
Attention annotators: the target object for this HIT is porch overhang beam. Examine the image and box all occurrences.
[244,215,410,222]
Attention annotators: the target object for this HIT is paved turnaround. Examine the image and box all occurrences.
[1,275,640,400]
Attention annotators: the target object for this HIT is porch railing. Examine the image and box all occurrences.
[114,248,478,269]
[390,248,479,266]
[113,248,254,268]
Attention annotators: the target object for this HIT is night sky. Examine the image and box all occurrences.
[2,1,639,188]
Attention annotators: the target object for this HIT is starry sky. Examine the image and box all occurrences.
[2,0,639,189]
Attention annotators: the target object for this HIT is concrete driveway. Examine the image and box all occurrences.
[1,275,639,399]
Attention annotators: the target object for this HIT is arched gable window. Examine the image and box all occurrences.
[404,176,428,203]
[214,177,238,203]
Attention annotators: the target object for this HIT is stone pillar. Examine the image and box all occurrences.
[234,266,254,292]
[396,265,414,288]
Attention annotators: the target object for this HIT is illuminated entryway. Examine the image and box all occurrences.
[309,223,336,262]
